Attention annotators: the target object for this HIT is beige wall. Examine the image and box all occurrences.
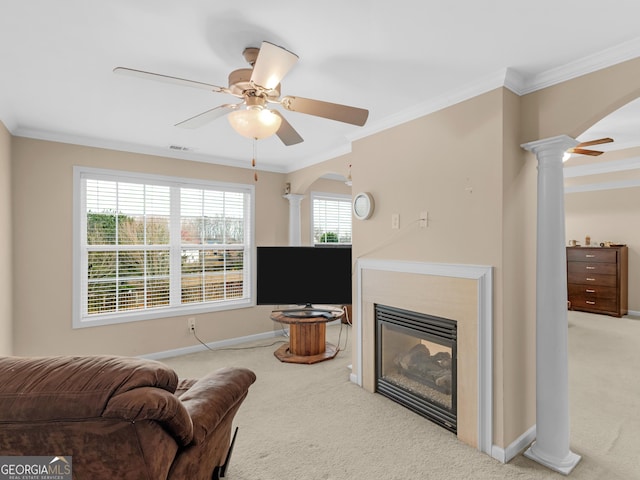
[499,89,538,446]
[566,187,640,312]
[11,137,289,356]
[521,57,640,143]
[0,121,11,355]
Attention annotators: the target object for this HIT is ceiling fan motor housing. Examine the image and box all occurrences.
[228,68,281,99]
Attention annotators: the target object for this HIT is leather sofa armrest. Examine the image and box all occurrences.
[103,387,194,446]
[178,367,256,444]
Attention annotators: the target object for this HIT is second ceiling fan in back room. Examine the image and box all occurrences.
[114,41,369,180]
[565,137,614,158]
[562,137,613,162]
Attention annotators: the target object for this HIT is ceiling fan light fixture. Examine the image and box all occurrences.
[228,107,282,139]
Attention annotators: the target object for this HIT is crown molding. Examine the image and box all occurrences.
[284,141,353,173]
[520,36,640,95]
[350,38,640,144]
[350,69,512,143]
[11,126,289,173]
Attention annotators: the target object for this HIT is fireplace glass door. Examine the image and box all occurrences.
[375,304,457,433]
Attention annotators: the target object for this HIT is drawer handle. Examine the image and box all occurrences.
[586,301,596,305]
[585,254,596,258]
[585,289,596,293]
[586,266,595,270]
[586,278,596,281]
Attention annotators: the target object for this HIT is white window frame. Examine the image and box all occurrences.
[310,192,352,245]
[72,166,255,328]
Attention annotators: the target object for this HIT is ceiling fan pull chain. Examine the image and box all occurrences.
[252,138,258,182]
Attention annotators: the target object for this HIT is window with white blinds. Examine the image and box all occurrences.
[311,192,352,244]
[74,167,254,327]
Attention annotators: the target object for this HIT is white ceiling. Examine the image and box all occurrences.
[2,1,640,173]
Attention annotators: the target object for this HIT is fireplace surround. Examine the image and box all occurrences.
[354,259,493,455]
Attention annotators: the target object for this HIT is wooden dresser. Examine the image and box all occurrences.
[567,246,628,317]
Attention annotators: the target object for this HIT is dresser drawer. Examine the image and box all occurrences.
[567,271,617,287]
[566,248,617,263]
[569,297,618,313]
[567,261,617,275]
[568,284,617,302]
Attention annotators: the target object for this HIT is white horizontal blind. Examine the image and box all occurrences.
[85,180,171,315]
[180,188,247,304]
[311,193,352,244]
[79,169,252,324]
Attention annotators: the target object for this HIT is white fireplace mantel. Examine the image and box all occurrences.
[353,258,493,456]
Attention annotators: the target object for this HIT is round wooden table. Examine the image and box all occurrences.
[270,308,344,364]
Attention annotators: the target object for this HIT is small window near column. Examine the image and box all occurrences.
[311,192,352,245]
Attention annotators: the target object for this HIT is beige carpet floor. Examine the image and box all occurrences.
[162,311,640,480]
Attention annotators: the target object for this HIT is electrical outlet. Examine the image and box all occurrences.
[188,317,196,333]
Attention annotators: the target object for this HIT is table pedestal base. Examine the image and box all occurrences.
[274,342,338,364]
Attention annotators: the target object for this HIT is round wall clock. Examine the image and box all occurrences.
[353,192,374,220]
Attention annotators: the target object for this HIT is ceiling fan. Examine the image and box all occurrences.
[113,41,369,146]
[567,137,614,156]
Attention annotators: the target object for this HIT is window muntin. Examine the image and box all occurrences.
[75,167,254,327]
[311,192,352,244]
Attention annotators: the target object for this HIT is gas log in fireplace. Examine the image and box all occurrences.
[375,304,457,433]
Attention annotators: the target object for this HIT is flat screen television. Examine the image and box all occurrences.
[256,246,352,316]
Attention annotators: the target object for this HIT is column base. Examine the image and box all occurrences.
[524,441,581,475]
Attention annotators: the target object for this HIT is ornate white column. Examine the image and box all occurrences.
[521,135,581,475]
[283,194,305,246]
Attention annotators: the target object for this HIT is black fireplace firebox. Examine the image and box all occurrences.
[375,304,457,433]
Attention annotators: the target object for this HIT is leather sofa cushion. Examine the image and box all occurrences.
[0,355,179,422]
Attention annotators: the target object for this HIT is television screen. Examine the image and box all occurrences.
[256,246,352,308]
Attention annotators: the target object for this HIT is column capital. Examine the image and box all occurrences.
[521,135,579,157]
[283,193,305,205]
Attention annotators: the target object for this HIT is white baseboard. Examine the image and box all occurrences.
[491,425,536,463]
[140,330,286,360]
[626,309,640,317]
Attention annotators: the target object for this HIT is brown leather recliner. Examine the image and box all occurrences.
[0,355,256,479]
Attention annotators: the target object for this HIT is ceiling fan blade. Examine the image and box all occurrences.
[568,147,603,156]
[576,137,614,148]
[281,96,369,126]
[273,111,304,146]
[113,67,229,93]
[250,41,298,90]
[175,104,240,129]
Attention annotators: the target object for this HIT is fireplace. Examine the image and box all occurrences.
[355,260,493,454]
[376,304,457,433]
